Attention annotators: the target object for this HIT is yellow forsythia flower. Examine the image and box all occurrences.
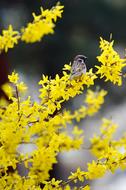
[21,3,64,43]
[73,89,107,122]
[90,118,118,158]
[43,178,62,190]
[96,37,126,86]
[85,89,107,116]
[0,25,20,52]
[1,83,13,99]
[85,160,107,179]
[8,71,19,84]
[68,167,85,183]
[0,3,64,52]
[82,185,90,190]
[17,82,28,93]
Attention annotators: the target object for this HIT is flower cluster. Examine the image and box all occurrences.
[96,37,126,85]
[89,118,126,172]
[0,67,99,189]
[0,25,20,52]
[0,3,64,52]
[38,67,97,116]
[21,3,64,43]
[63,116,126,188]
[0,62,124,189]
[90,118,118,157]
[66,89,107,122]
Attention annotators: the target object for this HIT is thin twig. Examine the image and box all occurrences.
[15,85,20,111]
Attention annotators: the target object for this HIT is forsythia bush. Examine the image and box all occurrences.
[0,2,126,190]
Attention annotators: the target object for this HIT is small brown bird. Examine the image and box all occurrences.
[70,55,87,79]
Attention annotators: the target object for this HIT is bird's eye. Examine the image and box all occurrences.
[78,59,83,63]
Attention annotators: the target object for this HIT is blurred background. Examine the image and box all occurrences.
[1,0,126,189]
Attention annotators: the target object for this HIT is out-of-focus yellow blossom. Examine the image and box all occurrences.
[72,126,83,136]
[0,3,63,53]
[1,83,13,99]
[96,37,126,86]
[8,71,19,84]
[71,89,107,122]
[103,146,122,172]
[17,82,28,93]
[64,185,71,190]
[82,185,90,190]
[43,178,62,190]
[85,89,107,116]
[0,97,8,106]
[112,133,126,150]
[21,3,64,43]
[119,154,126,170]
[85,160,107,180]
[41,3,64,22]
[0,25,20,52]
[90,118,118,158]
[100,118,118,138]
[68,167,85,183]
[88,118,126,173]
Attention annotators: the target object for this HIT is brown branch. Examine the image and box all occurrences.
[15,85,20,111]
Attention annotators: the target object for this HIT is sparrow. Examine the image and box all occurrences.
[70,55,87,79]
